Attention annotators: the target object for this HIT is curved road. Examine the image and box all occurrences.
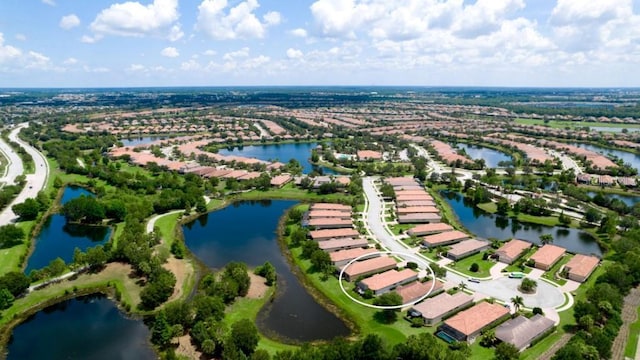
[362,176,565,310]
[0,127,25,185]
[0,123,49,226]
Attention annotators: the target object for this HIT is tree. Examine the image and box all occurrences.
[0,271,30,296]
[62,196,106,223]
[12,198,40,220]
[0,224,25,248]
[0,288,15,309]
[140,268,176,310]
[532,307,544,315]
[496,199,510,215]
[469,263,480,272]
[151,311,172,346]
[511,295,524,313]
[310,249,332,274]
[373,291,403,323]
[47,257,66,277]
[519,278,537,294]
[584,207,602,223]
[230,319,259,357]
[255,261,277,286]
[539,234,553,245]
[193,295,225,322]
[222,262,251,298]
[494,342,520,360]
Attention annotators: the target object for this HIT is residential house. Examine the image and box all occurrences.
[447,239,490,260]
[495,315,555,351]
[495,239,532,264]
[439,302,510,343]
[343,256,398,282]
[564,254,599,282]
[358,269,419,295]
[530,244,566,271]
[409,292,474,326]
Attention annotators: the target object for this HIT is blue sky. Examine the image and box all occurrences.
[1,0,640,87]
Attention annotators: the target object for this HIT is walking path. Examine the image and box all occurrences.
[146,210,183,234]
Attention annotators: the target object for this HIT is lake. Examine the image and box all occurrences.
[441,191,602,256]
[218,142,336,174]
[568,142,640,172]
[454,143,512,168]
[25,187,112,273]
[182,200,350,342]
[588,126,640,133]
[7,295,155,360]
[119,136,167,147]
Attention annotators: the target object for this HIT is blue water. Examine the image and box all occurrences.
[25,187,111,273]
[589,126,640,133]
[183,200,349,342]
[587,191,640,207]
[441,191,602,256]
[119,136,166,147]
[7,295,154,360]
[568,142,640,172]
[60,186,93,205]
[455,143,512,168]
[218,142,336,174]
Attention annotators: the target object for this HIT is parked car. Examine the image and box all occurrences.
[468,278,480,283]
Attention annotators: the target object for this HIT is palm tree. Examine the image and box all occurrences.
[459,281,467,292]
[511,295,524,313]
[539,234,553,245]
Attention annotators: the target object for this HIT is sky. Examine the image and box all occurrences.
[1,0,640,88]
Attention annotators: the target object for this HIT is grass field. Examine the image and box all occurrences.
[541,254,571,285]
[625,306,640,358]
[449,252,493,278]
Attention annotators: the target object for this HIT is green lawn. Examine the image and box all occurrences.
[288,245,424,347]
[235,183,355,203]
[390,224,413,235]
[0,220,36,275]
[625,306,640,358]
[222,286,297,355]
[541,254,572,285]
[449,252,493,278]
[477,202,497,213]
[153,212,182,248]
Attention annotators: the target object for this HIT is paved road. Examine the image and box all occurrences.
[548,149,583,174]
[362,176,409,254]
[0,124,49,226]
[0,125,26,185]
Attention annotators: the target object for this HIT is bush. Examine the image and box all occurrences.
[406,262,418,270]
[469,263,480,272]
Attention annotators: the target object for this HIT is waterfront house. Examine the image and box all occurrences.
[495,239,532,264]
[422,230,469,247]
[564,254,599,282]
[530,244,566,271]
[446,239,490,260]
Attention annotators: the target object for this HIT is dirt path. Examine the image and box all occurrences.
[175,335,203,360]
[538,333,573,360]
[612,286,640,360]
[163,256,193,303]
[246,272,269,299]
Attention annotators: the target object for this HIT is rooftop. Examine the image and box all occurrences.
[530,244,566,266]
[496,239,532,259]
[443,301,510,336]
[411,292,474,319]
[309,228,360,240]
[447,239,490,256]
[495,315,555,350]
[422,230,469,246]
[396,280,443,304]
[344,256,398,278]
[359,269,418,291]
[564,254,600,278]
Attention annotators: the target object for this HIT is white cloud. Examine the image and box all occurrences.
[127,64,146,72]
[203,49,217,56]
[25,51,51,69]
[15,34,26,41]
[223,47,250,61]
[60,14,81,30]
[63,57,78,65]
[290,28,308,38]
[197,0,280,40]
[84,65,110,73]
[90,0,181,41]
[0,33,22,64]
[161,47,179,58]
[263,11,281,26]
[181,59,202,71]
[81,35,100,44]
[42,0,55,6]
[286,48,303,59]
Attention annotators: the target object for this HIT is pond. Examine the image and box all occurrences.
[182,200,350,342]
[25,187,112,273]
[218,142,336,174]
[441,191,602,256]
[588,126,640,133]
[587,191,640,207]
[119,136,167,147]
[568,142,640,172]
[454,143,512,168]
[7,295,155,360]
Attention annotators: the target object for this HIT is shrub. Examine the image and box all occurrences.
[469,263,480,272]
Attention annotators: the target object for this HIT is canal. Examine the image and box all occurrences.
[182,200,350,342]
[568,142,640,172]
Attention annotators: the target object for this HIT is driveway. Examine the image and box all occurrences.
[445,271,565,308]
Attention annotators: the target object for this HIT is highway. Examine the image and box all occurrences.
[0,124,49,226]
